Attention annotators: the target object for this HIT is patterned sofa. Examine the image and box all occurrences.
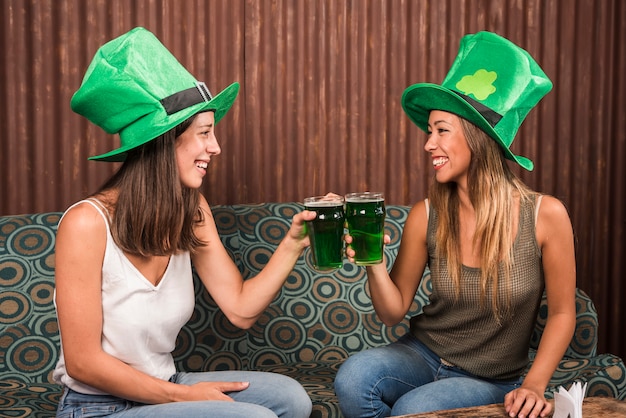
[1,203,625,417]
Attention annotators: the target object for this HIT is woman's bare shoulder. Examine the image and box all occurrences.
[58,200,107,235]
[406,199,429,224]
[402,199,429,242]
[535,194,574,242]
[536,194,571,222]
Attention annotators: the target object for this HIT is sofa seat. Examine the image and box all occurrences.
[0,381,61,417]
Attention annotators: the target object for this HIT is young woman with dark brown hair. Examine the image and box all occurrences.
[53,27,313,418]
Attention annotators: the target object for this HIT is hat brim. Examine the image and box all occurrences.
[401,83,533,171]
[88,82,240,162]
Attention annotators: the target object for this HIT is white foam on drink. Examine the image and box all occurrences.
[305,201,343,207]
[345,197,384,203]
[345,192,384,203]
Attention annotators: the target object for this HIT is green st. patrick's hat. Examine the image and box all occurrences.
[71,27,240,162]
[401,31,552,171]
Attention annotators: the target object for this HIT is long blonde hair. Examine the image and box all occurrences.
[429,117,535,317]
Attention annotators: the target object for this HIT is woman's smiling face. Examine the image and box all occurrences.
[175,111,220,189]
[425,110,472,187]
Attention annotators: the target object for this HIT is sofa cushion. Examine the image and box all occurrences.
[256,361,342,418]
[0,380,61,417]
[175,204,419,370]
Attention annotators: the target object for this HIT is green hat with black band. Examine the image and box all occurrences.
[401,31,552,171]
[71,27,239,162]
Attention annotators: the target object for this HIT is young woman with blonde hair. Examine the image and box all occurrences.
[335,32,576,418]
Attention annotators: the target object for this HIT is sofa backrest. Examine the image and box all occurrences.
[0,204,598,384]
[173,203,427,371]
[0,212,62,383]
[171,202,600,370]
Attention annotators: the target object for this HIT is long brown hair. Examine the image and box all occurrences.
[429,117,534,317]
[95,114,206,256]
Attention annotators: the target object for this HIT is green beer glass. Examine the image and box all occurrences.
[304,196,345,271]
[345,192,386,265]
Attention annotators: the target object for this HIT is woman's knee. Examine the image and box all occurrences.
[390,377,506,415]
[335,352,373,394]
[336,348,391,380]
[241,372,312,418]
[174,371,311,417]
[275,376,312,418]
[336,343,428,393]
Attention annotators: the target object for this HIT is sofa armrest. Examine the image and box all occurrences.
[527,349,626,400]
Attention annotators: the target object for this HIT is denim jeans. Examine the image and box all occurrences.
[334,334,522,418]
[55,370,312,418]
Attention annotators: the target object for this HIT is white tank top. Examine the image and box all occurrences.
[53,199,195,395]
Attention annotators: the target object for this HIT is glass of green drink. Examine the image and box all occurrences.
[304,195,345,271]
[345,192,386,265]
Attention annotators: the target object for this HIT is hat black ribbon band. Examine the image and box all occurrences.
[453,91,503,127]
[160,82,213,115]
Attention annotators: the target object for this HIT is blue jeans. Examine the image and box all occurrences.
[56,371,312,418]
[334,334,522,418]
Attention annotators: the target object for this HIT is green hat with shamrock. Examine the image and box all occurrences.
[401,31,552,171]
[71,27,239,162]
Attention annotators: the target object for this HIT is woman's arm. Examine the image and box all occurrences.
[505,195,577,418]
[346,200,429,326]
[55,202,247,403]
[192,195,316,329]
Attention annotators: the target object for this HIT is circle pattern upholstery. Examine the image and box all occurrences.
[199,204,420,371]
[1,214,61,386]
[171,203,626,415]
[1,206,625,418]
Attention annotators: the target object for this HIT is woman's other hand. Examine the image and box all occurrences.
[504,386,552,418]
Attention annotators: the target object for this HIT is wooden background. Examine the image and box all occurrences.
[1,0,624,361]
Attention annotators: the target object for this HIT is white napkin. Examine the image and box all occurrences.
[553,381,588,418]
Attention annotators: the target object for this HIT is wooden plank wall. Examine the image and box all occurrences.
[1,0,624,361]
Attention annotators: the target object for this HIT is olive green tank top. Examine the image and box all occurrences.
[410,196,544,380]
